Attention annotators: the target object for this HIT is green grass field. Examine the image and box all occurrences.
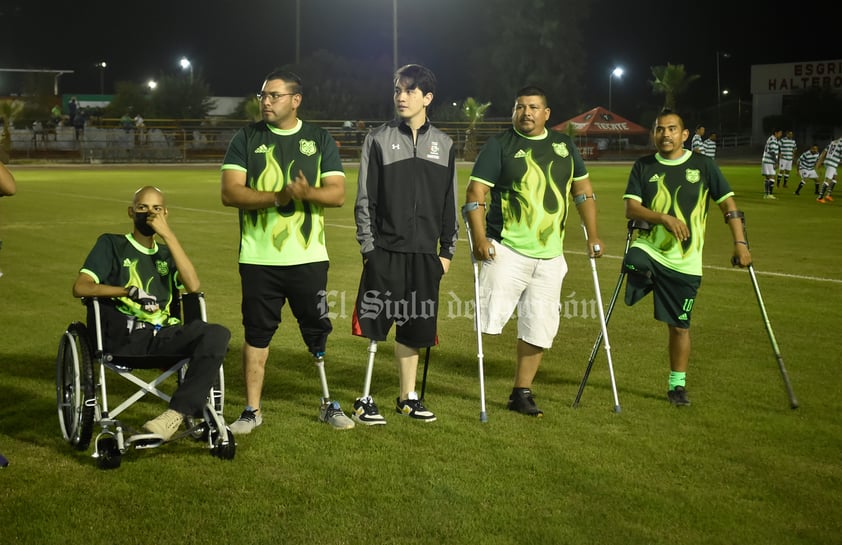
[1,163,840,545]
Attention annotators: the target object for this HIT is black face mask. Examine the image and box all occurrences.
[133,212,156,237]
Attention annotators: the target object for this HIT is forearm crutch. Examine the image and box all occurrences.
[462,202,488,423]
[580,223,621,412]
[573,219,648,408]
[729,211,799,409]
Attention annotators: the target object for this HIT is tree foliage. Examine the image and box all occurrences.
[467,0,590,120]
[285,50,394,120]
[649,63,701,111]
[0,99,24,153]
[461,97,492,161]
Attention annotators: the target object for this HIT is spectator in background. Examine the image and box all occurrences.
[73,108,86,141]
[701,132,717,159]
[68,97,78,126]
[691,125,705,153]
[134,113,146,145]
[120,112,134,133]
[777,130,796,188]
[356,119,366,145]
[51,104,63,127]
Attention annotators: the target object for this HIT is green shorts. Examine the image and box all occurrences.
[623,247,702,328]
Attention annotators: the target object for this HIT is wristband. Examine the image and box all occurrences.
[735,241,748,246]
[274,192,282,208]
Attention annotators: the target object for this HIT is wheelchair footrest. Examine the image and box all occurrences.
[126,433,166,449]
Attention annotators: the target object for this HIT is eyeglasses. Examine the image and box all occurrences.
[256,92,296,102]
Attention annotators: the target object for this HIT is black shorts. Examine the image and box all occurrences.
[352,249,444,348]
[239,261,332,354]
[623,247,702,328]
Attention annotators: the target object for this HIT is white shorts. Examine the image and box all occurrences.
[477,240,567,349]
[779,159,793,171]
[761,163,777,177]
[799,168,818,180]
[824,166,838,181]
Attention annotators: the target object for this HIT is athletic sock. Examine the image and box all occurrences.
[795,181,804,194]
[776,175,781,187]
[783,175,789,187]
[819,183,829,198]
[815,182,820,194]
[669,371,686,391]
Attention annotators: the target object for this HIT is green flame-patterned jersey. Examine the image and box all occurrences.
[624,150,734,276]
[221,119,345,266]
[469,127,589,259]
[79,233,183,326]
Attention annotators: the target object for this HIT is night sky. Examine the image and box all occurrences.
[1,0,836,118]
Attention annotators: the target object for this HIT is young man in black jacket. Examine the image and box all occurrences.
[351,64,459,425]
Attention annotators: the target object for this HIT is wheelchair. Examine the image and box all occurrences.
[56,292,235,469]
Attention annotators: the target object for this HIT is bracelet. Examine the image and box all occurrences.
[735,241,748,246]
[274,192,281,208]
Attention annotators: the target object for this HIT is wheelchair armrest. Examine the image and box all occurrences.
[181,292,207,323]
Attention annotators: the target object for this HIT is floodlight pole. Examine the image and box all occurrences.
[608,67,623,112]
[392,0,398,72]
[716,51,730,133]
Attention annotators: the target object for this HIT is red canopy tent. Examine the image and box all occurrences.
[551,106,648,159]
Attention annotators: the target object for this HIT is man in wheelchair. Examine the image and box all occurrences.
[72,185,231,441]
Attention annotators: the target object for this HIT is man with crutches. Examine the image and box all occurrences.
[622,109,751,406]
[464,85,603,418]
[350,64,459,425]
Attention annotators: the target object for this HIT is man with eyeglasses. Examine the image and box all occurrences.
[220,69,354,434]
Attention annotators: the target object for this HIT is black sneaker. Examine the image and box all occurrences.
[395,395,436,422]
[352,396,386,426]
[507,388,544,417]
[667,386,691,406]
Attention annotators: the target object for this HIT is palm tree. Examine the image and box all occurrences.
[649,63,701,111]
[461,97,492,161]
[0,99,24,156]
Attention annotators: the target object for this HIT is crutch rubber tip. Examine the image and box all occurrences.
[480,412,488,423]
[593,244,601,253]
[0,454,8,468]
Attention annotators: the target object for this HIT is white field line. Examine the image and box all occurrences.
[36,191,841,284]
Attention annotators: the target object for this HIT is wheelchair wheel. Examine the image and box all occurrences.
[210,428,236,460]
[96,437,122,470]
[56,322,95,451]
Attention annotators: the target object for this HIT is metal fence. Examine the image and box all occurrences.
[5,117,758,164]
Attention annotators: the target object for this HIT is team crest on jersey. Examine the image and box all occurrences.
[156,260,169,276]
[685,168,701,184]
[552,142,569,158]
[427,141,441,160]
[299,139,317,156]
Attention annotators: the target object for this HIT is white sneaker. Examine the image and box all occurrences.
[319,401,355,429]
[143,409,184,441]
[229,408,262,435]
